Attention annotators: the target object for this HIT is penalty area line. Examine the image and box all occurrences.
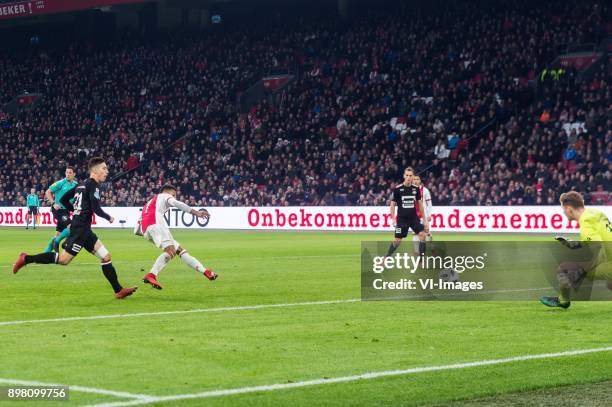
[83,346,612,407]
[0,299,361,327]
[0,285,566,327]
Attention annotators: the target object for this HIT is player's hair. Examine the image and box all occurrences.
[559,191,584,209]
[404,167,414,174]
[88,157,105,170]
[66,165,76,173]
[160,184,177,193]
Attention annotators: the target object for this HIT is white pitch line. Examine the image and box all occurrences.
[0,378,153,400]
[0,285,565,327]
[84,346,612,407]
[0,299,361,327]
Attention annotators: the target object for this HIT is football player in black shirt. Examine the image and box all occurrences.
[13,157,137,299]
[386,167,429,257]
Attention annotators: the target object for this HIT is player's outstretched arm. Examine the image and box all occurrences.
[88,187,112,222]
[167,197,210,219]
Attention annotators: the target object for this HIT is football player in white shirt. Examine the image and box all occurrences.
[135,184,217,289]
[412,175,433,253]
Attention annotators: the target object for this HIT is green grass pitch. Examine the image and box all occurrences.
[0,227,611,406]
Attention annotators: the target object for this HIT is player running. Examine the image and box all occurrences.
[541,191,611,309]
[25,188,40,230]
[412,174,433,253]
[386,167,430,257]
[44,166,77,252]
[135,184,217,290]
[13,157,137,300]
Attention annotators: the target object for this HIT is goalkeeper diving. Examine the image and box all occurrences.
[541,191,612,309]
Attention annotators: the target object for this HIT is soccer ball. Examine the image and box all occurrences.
[438,268,460,282]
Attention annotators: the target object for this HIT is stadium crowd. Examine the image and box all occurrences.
[0,0,609,208]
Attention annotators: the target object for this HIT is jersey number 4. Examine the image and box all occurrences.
[73,192,83,215]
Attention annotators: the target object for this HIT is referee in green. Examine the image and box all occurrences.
[44,166,77,252]
[25,188,40,230]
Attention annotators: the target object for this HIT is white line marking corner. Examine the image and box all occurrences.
[84,346,612,407]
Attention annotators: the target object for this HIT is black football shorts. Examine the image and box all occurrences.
[62,227,98,256]
[51,207,71,232]
[394,217,425,238]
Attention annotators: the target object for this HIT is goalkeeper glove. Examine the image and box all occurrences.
[554,236,582,249]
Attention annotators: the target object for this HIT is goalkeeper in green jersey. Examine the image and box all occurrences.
[541,191,612,309]
[43,166,77,252]
[25,189,40,230]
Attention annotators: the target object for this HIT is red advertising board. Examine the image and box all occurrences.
[0,0,146,20]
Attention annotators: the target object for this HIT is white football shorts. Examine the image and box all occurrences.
[144,224,179,249]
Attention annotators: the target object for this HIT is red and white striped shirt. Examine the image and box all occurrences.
[141,193,192,233]
[415,185,433,219]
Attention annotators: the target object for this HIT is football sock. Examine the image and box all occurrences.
[54,228,71,245]
[386,242,399,257]
[559,285,571,304]
[412,235,420,254]
[101,262,122,293]
[419,241,426,256]
[44,237,55,253]
[180,251,206,273]
[151,252,172,276]
[25,252,58,264]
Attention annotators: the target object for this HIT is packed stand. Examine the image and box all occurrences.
[0,0,609,207]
